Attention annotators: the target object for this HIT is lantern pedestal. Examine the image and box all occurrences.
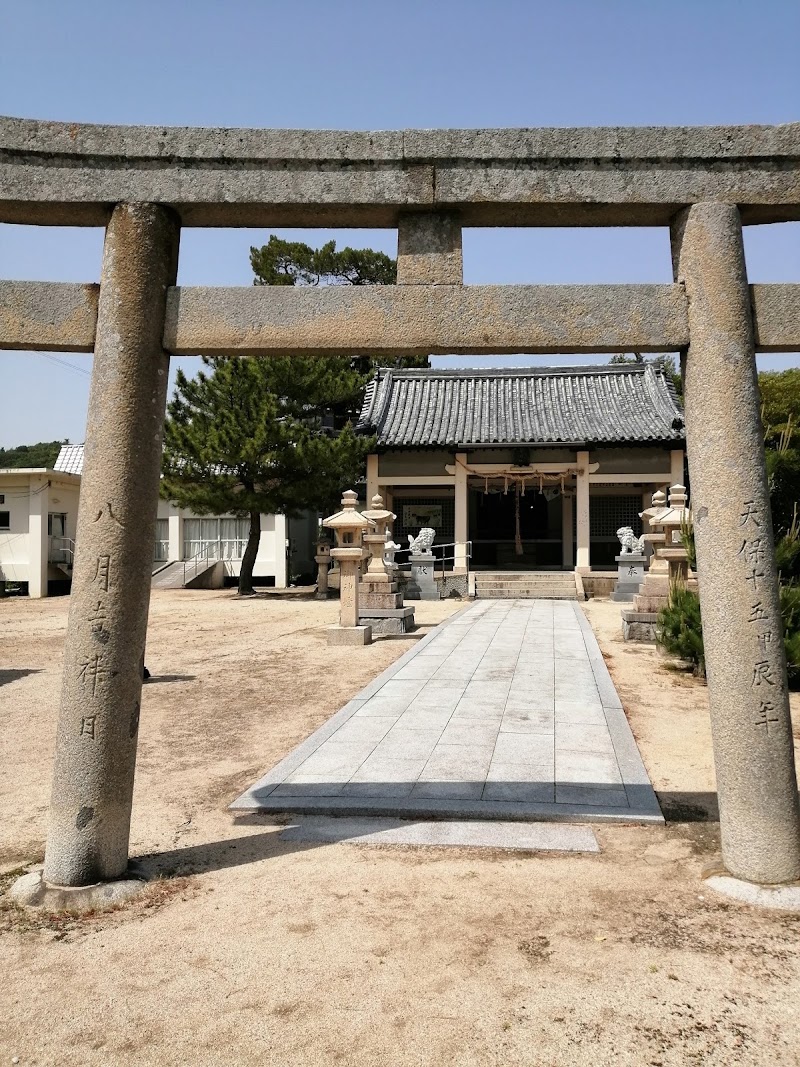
[358,494,417,633]
[326,624,373,646]
[611,554,646,602]
[406,552,439,601]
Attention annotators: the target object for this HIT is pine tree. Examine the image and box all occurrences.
[161,356,371,594]
[163,235,428,595]
[250,236,430,406]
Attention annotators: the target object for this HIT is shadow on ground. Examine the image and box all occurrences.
[134,827,317,877]
[657,791,719,822]
[0,669,42,687]
[144,674,197,685]
[133,790,722,880]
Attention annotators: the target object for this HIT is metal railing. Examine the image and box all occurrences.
[182,545,211,587]
[393,540,472,578]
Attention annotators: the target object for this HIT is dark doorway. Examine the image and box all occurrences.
[470,488,563,569]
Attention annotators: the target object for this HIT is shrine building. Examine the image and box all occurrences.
[357,363,686,574]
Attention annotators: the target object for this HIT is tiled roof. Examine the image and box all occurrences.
[54,443,229,479]
[54,443,85,474]
[356,365,685,448]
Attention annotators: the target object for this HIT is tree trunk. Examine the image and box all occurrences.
[239,511,261,595]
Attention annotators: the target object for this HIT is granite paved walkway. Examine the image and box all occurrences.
[232,600,663,823]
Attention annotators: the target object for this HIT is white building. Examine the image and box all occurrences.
[0,444,317,597]
[0,466,81,596]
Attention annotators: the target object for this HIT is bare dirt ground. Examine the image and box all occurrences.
[2,590,800,1067]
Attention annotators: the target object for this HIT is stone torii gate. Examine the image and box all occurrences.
[3,118,800,899]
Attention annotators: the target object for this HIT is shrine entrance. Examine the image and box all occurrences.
[469,482,570,570]
[5,117,800,893]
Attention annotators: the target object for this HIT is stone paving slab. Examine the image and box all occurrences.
[231,600,664,824]
[278,817,600,853]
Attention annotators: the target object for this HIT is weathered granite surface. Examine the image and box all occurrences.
[0,280,98,352]
[3,117,799,227]
[673,201,800,885]
[397,211,463,284]
[4,280,799,356]
[162,283,690,357]
[43,203,179,887]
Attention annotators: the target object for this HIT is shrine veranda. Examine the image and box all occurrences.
[2,117,800,892]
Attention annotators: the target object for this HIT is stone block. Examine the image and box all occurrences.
[397,211,463,285]
[406,554,439,600]
[359,589,403,610]
[360,610,415,635]
[612,553,646,602]
[7,117,800,231]
[621,612,658,643]
[631,595,669,613]
[327,625,372,646]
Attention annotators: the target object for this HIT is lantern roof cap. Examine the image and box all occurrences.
[323,489,376,531]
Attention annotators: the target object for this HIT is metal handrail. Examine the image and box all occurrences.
[393,540,473,577]
[182,545,211,586]
[50,536,76,566]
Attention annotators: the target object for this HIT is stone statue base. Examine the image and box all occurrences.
[405,552,439,601]
[611,553,646,602]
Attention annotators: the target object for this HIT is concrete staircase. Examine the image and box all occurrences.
[473,570,578,600]
[151,562,190,589]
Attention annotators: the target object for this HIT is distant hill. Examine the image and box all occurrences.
[0,441,67,469]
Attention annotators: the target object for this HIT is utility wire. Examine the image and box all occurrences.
[40,354,92,379]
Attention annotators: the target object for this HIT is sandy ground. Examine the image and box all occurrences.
[1,589,800,1067]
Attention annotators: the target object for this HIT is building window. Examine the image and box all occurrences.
[154,518,169,561]
[48,513,67,537]
[394,498,455,544]
[0,511,9,530]
[183,517,251,560]
[590,495,642,538]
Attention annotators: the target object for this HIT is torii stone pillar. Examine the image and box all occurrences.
[672,202,800,886]
[43,204,180,887]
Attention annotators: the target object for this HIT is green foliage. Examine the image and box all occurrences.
[775,505,800,581]
[249,236,429,377]
[251,237,397,287]
[765,431,800,543]
[657,580,800,690]
[161,356,373,593]
[780,584,800,689]
[0,441,66,469]
[656,583,705,677]
[679,513,696,571]
[760,369,800,445]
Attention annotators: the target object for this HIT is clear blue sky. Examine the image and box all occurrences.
[1,0,799,448]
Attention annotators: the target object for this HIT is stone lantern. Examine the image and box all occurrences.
[357,494,416,635]
[650,484,693,585]
[622,484,697,642]
[640,488,669,577]
[314,534,332,600]
[323,490,376,645]
[361,494,396,584]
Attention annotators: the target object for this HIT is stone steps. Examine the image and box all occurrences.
[474,571,577,600]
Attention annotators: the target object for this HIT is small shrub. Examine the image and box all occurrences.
[679,513,696,571]
[656,582,705,677]
[775,505,800,582]
[780,583,800,689]
[657,580,800,689]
